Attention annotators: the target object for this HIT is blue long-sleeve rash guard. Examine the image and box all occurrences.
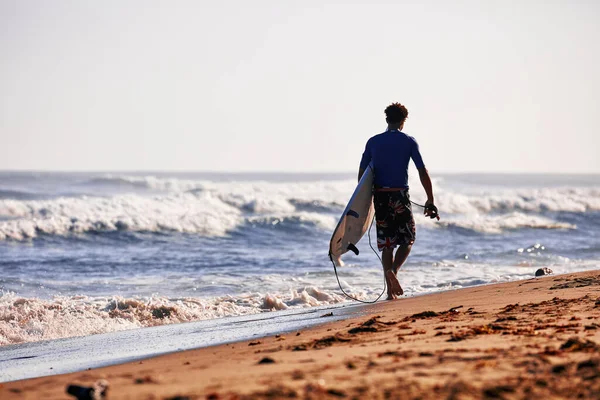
[359,129,425,188]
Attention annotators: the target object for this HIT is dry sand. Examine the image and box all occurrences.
[2,270,600,399]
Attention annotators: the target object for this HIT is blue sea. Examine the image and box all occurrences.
[0,171,599,345]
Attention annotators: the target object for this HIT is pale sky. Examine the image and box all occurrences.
[1,0,599,173]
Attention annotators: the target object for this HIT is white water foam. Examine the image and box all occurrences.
[84,175,600,213]
[435,187,600,214]
[0,287,352,345]
[4,257,598,346]
[0,176,597,240]
[0,179,352,240]
[0,192,242,240]
[418,211,576,234]
[81,175,205,192]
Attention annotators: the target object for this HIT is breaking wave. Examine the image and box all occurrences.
[0,192,242,240]
[0,176,598,240]
[431,212,576,234]
[0,189,49,201]
[0,288,349,345]
[436,187,600,214]
[68,175,600,215]
[79,175,205,193]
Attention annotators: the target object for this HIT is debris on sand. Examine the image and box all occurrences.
[134,375,159,384]
[66,379,109,400]
[483,385,515,398]
[348,316,396,334]
[348,325,378,334]
[560,337,600,353]
[409,311,439,319]
[404,307,463,322]
[536,267,553,277]
[311,335,352,349]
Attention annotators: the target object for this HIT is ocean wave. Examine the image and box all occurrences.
[77,174,356,195]
[79,175,205,192]
[289,199,344,213]
[0,177,597,240]
[0,192,242,240]
[0,189,46,201]
[0,191,342,241]
[246,213,336,232]
[423,212,576,234]
[0,179,351,240]
[435,187,600,214]
[0,288,350,345]
[75,176,600,214]
[217,193,296,214]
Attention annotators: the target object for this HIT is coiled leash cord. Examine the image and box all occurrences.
[331,200,439,303]
[330,214,386,304]
[411,200,440,220]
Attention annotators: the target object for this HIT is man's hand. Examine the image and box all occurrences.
[424,199,440,220]
[418,168,439,220]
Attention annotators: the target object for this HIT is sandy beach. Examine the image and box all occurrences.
[2,270,600,399]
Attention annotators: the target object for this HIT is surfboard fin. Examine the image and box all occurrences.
[346,210,359,218]
[347,243,359,255]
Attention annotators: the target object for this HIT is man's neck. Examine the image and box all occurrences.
[387,123,403,131]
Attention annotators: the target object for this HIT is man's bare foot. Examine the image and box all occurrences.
[385,270,403,298]
[384,271,394,300]
[385,273,396,300]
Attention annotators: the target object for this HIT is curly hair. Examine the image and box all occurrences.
[384,103,409,124]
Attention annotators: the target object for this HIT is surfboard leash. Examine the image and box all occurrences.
[410,201,440,220]
[331,201,440,304]
[330,215,387,304]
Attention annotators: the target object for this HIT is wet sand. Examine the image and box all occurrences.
[2,270,600,399]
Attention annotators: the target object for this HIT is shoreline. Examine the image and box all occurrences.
[0,276,557,381]
[2,270,600,399]
[0,274,574,381]
[0,301,372,382]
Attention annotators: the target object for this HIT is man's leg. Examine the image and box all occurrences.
[393,243,412,274]
[382,247,403,299]
[383,244,412,298]
[382,248,393,299]
[382,248,394,272]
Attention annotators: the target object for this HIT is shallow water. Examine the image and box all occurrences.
[0,171,599,345]
[0,301,367,382]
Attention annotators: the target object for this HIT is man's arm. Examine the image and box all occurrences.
[358,139,371,182]
[358,168,365,182]
[418,167,436,217]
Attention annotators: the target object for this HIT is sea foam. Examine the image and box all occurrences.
[0,176,597,240]
[0,288,348,345]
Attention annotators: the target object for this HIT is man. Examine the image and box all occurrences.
[358,103,437,300]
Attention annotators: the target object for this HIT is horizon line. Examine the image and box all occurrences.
[0,169,599,176]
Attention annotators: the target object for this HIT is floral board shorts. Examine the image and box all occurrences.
[373,189,416,251]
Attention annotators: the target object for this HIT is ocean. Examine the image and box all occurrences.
[1,171,599,346]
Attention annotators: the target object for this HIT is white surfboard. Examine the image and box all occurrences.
[329,165,375,266]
